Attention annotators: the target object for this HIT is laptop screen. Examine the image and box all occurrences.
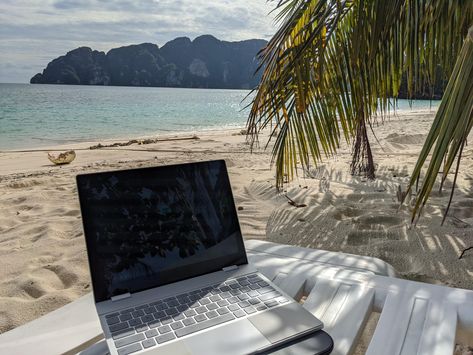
[76,160,247,302]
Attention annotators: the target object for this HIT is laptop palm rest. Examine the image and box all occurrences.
[182,319,270,355]
[248,303,323,345]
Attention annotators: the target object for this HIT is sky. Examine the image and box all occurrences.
[0,0,277,83]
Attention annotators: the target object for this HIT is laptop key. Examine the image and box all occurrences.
[177,296,191,305]
[258,287,275,295]
[217,307,229,315]
[153,311,166,319]
[228,304,239,312]
[244,307,257,314]
[259,291,281,302]
[142,338,156,349]
[128,319,141,327]
[175,313,235,338]
[228,296,239,304]
[176,305,187,312]
[148,320,160,328]
[237,294,249,301]
[173,314,185,321]
[217,300,229,307]
[248,290,259,298]
[155,332,176,344]
[157,325,172,334]
[145,329,158,338]
[160,317,173,325]
[248,274,259,278]
[233,310,246,318]
[135,324,148,332]
[119,314,132,322]
[199,297,211,305]
[165,307,179,316]
[194,314,207,322]
[249,278,262,284]
[195,306,207,314]
[106,316,120,325]
[143,307,155,314]
[183,318,196,326]
[256,305,267,311]
[265,300,279,308]
[206,303,218,310]
[188,295,200,302]
[238,301,250,308]
[184,309,197,317]
[166,299,179,307]
[171,321,184,330]
[106,312,120,318]
[141,315,154,323]
[239,280,250,286]
[117,343,142,355]
[249,298,260,305]
[249,284,261,290]
[112,328,135,340]
[206,310,218,319]
[132,310,145,318]
[115,333,145,348]
[209,295,221,302]
[110,322,129,332]
[154,304,168,312]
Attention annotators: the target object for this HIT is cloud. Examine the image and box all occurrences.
[0,0,277,83]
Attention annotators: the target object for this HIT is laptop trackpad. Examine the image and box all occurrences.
[184,319,270,355]
[248,303,322,344]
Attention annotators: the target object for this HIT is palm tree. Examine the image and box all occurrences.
[247,0,473,223]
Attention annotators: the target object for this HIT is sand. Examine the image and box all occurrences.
[0,109,472,336]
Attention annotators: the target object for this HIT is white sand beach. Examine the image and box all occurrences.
[0,109,472,334]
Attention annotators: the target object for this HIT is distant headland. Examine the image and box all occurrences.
[30,35,267,89]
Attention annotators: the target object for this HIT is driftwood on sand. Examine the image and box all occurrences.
[89,135,199,150]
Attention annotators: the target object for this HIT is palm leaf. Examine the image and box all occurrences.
[248,0,473,223]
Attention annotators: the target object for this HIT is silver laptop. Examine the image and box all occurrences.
[76,160,323,355]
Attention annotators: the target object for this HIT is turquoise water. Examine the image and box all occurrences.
[0,83,439,150]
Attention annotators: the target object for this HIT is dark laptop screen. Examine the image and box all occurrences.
[76,160,247,302]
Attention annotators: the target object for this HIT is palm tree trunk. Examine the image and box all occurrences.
[351,116,375,179]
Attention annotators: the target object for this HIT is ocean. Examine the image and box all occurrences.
[0,83,439,151]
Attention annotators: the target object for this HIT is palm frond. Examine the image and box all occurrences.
[248,0,473,224]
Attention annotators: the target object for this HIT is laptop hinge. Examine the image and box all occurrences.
[222,265,238,272]
[111,293,131,302]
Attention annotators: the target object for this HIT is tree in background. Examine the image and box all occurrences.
[247,0,473,223]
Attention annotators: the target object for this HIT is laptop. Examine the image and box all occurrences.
[76,159,323,355]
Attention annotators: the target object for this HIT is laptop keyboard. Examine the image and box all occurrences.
[104,273,289,355]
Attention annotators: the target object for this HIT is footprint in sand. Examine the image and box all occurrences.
[332,205,364,220]
[43,264,78,289]
[346,215,405,245]
[17,264,78,299]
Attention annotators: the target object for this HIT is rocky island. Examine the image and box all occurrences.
[30,35,267,89]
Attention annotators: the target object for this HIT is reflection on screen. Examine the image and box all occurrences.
[77,161,246,302]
